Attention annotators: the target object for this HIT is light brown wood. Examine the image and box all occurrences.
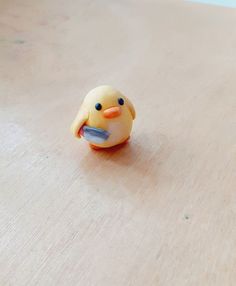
[0,0,236,285]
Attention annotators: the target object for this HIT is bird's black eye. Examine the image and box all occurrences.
[118,98,124,105]
[95,103,102,110]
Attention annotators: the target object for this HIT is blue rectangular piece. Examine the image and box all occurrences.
[82,126,110,144]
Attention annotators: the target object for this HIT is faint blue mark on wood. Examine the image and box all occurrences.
[13,39,25,44]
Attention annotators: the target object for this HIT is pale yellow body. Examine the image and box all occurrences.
[71,86,136,148]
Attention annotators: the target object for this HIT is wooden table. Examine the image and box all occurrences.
[1,0,236,285]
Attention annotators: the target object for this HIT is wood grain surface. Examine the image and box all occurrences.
[0,0,236,285]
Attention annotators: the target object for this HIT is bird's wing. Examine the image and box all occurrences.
[70,106,89,138]
[125,96,136,119]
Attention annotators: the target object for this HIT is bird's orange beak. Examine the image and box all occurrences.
[103,106,121,118]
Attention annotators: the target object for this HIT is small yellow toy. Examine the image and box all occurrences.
[71,85,136,149]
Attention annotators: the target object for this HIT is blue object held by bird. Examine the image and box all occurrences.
[82,125,110,144]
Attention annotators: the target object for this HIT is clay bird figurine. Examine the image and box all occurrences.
[71,85,136,149]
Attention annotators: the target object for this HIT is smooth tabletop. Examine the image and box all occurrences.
[0,0,236,285]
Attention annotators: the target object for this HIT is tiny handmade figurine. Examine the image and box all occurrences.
[71,85,136,149]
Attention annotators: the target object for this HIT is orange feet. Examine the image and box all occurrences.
[89,144,102,150]
[123,136,130,144]
[89,136,130,150]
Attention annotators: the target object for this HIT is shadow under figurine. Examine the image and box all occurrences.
[71,85,136,150]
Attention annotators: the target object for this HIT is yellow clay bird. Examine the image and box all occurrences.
[71,85,136,149]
